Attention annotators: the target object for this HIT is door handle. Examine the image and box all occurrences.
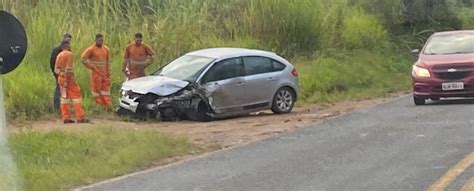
[268,77,277,81]
[236,82,246,86]
[206,82,220,91]
[206,82,219,87]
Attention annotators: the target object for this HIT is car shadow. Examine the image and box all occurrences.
[212,111,283,121]
[425,98,474,106]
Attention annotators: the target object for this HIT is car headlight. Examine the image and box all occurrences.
[120,90,129,96]
[412,65,431,77]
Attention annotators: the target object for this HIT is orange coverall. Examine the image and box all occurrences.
[55,50,85,121]
[124,43,155,80]
[81,45,112,107]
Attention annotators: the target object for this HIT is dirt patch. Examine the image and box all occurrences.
[8,92,409,150]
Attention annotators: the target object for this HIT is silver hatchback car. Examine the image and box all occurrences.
[117,48,299,121]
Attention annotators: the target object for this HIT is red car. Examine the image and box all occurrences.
[411,30,474,105]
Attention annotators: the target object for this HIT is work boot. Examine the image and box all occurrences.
[63,119,75,124]
[76,118,91,123]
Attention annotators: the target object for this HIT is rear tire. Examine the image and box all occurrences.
[414,96,426,106]
[272,87,295,114]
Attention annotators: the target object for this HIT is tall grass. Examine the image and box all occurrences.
[297,50,411,103]
[341,7,389,50]
[0,0,427,119]
[456,6,474,29]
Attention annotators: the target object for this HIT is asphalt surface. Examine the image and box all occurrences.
[80,96,474,191]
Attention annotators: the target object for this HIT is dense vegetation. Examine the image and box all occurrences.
[0,0,473,119]
[0,1,473,190]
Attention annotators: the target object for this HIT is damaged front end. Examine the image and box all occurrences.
[118,83,213,121]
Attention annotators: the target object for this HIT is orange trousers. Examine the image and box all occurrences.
[90,69,112,107]
[59,80,85,121]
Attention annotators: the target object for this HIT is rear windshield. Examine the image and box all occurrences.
[423,33,474,55]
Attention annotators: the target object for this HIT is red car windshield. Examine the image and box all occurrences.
[423,33,474,55]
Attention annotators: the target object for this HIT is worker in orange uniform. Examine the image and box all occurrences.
[122,33,155,80]
[81,34,112,109]
[55,40,89,124]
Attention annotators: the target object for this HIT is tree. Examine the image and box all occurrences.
[402,0,462,30]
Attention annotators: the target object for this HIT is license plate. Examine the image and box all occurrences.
[442,82,464,91]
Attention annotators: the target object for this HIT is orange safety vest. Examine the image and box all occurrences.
[55,50,78,96]
[55,49,85,120]
[81,44,110,74]
[81,44,112,107]
[124,43,155,79]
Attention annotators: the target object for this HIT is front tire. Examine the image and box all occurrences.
[272,87,295,114]
[187,101,212,122]
[414,96,426,106]
[116,107,131,116]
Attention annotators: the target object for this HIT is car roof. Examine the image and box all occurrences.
[432,30,474,36]
[186,48,277,59]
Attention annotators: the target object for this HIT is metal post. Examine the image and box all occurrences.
[0,57,4,140]
[0,56,22,191]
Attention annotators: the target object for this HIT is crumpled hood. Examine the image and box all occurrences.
[121,76,190,96]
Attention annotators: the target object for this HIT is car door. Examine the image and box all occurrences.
[201,57,246,112]
[242,56,282,108]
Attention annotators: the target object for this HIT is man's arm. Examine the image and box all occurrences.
[50,47,60,74]
[81,47,93,69]
[106,47,111,77]
[54,54,62,75]
[145,45,155,68]
[54,53,66,79]
[122,46,130,75]
[65,53,74,79]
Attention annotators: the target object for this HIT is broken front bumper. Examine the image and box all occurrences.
[118,96,139,113]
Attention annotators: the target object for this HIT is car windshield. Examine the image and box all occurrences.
[155,55,214,82]
[423,33,474,55]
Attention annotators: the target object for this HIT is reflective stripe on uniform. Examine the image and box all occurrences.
[91,92,101,97]
[72,99,82,104]
[130,59,148,65]
[55,67,74,73]
[84,60,107,66]
[60,98,72,104]
[100,91,111,96]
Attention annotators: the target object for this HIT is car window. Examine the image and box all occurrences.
[202,58,244,83]
[423,33,474,55]
[243,56,273,76]
[273,60,286,71]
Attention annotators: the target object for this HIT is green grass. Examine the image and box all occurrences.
[6,127,194,191]
[0,0,470,120]
[457,6,474,29]
[0,1,470,190]
[0,0,412,120]
[295,50,412,104]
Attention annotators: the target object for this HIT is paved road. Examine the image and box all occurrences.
[80,96,474,191]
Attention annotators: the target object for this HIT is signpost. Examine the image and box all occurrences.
[0,10,28,191]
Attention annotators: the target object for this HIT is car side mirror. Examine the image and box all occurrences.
[411,49,420,57]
